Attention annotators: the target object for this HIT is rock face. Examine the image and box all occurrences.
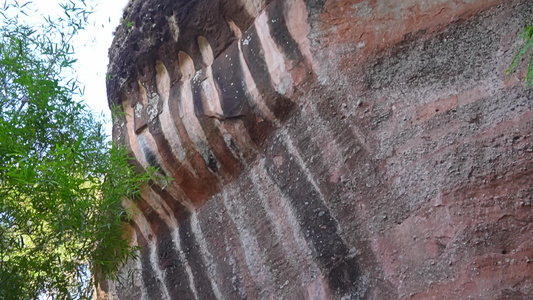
[104,0,533,299]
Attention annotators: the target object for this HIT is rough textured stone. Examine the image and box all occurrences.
[102,0,533,299]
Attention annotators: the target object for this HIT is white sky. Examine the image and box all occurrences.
[70,0,129,119]
[30,0,130,135]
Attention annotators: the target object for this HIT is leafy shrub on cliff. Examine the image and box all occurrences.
[508,25,533,87]
[0,1,149,299]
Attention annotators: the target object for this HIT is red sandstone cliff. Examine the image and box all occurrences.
[102,0,533,299]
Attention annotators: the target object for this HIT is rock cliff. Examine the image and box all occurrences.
[103,0,533,299]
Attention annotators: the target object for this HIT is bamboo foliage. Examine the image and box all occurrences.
[0,1,155,299]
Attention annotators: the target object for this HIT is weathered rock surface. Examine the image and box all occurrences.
[103,0,533,299]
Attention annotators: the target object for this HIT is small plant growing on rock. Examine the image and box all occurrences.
[507,25,533,87]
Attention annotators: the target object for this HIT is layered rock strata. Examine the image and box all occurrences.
[103,0,533,299]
